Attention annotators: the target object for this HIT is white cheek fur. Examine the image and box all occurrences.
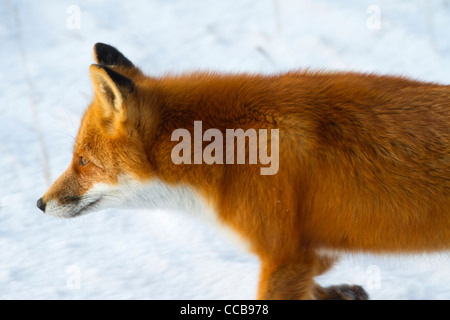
[45,176,252,252]
[86,177,216,219]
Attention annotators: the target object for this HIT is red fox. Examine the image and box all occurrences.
[37,43,449,300]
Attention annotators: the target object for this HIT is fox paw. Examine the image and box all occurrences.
[316,284,369,300]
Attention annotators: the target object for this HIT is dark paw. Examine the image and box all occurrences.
[321,284,369,300]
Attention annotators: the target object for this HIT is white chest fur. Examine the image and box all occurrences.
[86,176,252,252]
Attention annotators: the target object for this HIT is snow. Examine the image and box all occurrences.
[0,0,449,300]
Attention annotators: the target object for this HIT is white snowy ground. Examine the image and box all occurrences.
[0,0,449,300]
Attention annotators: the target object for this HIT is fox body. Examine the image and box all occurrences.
[38,43,449,299]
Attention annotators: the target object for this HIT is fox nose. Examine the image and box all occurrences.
[37,197,46,212]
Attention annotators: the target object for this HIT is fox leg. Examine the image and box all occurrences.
[257,252,368,300]
[257,251,319,300]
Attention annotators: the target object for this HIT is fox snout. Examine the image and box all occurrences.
[36,197,46,212]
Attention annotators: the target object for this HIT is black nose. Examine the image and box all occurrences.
[37,197,46,212]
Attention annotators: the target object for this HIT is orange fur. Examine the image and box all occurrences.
[39,44,449,299]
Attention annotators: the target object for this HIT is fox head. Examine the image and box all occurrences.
[37,43,164,218]
[37,43,278,218]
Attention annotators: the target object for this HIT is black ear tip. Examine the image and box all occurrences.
[93,43,134,68]
[93,42,112,56]
[94,42,107,48]
[94,42,114,55]
[93,42,107,53]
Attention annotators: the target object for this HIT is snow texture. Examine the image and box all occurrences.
[0,0,449,299]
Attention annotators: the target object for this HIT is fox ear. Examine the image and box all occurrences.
[93,43,134,68]
[89,64,135,133]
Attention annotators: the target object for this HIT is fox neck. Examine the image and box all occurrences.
[96,175,251,251]
[94,176,215,219]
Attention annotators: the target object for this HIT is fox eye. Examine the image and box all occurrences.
[79,156,90,166]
